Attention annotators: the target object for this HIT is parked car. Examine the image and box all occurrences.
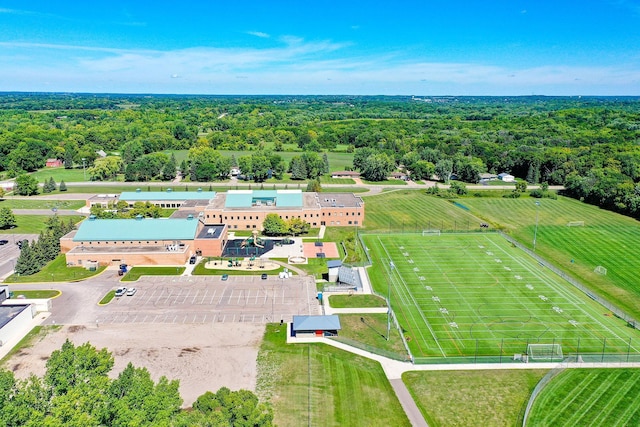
[126,288,137,296]
[221,274,229,281]
[189,255,197,264]
[0,239,8,245]
[114,287,127,297]
[261,273,268,280]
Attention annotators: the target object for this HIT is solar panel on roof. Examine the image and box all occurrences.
[314,241,324,247]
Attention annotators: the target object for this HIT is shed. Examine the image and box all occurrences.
[46,159,63,168]
[292,315,341,337]
[498,173,515,182]
[327,260,342,282]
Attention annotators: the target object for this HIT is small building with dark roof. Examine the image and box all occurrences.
[0,304,36,348]
[291,315,341,337]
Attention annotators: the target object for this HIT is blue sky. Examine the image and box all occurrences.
[1,1,639,95]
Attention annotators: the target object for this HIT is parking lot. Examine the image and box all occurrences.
[97,275,319,325]
[0,234,38,279]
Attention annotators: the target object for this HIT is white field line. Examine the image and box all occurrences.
[488,235,640,351]
[378,236,446,357]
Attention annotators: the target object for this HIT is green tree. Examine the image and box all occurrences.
[63,149,74,169]
[262,213,288,236]
[361,153,395,181]
[435,159,454,183]
[15,174,39,196]
[15,240,38,275]
[191,387,273,427]
[59,180,67,191]
[0,207,16,229]
[88,156,122,181]
[306,178,322,192]
[287,217,310,236]
[162,153,177,180]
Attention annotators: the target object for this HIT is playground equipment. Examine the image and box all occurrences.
[241,229,265,249]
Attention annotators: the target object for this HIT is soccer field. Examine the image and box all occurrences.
[363,233,640,362]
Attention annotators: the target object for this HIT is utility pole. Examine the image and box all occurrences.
[82,158,86,181]
[533,201,541,251]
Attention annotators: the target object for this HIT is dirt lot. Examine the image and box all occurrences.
[5,322,265,406]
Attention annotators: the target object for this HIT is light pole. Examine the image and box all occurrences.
[533,201,541,251]
[82,158,86,181]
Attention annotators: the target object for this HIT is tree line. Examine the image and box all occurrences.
[0,340,272,426]
[2,94,640,216]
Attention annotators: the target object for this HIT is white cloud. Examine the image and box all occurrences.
[247,31,270,38]
[0,40,639,95]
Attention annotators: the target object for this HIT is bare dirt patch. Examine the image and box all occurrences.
[6,323,265,406]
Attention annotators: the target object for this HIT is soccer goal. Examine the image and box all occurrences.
[566,221,585,227]
[422,229,441,236]
[594,265,607,275]
[527,344,564,361]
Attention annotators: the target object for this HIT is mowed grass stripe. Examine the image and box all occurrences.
[528,369,640,427]
[363,190,480,232]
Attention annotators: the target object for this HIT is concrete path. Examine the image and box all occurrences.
[390,379,429,427]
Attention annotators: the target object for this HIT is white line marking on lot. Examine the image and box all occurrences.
[200,289,208,304]
[172,315,177,323]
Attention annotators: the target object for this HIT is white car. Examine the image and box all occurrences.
[114,287,127,297]
[126,288,137,296]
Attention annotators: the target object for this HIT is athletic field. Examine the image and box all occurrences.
[363,233,640,362]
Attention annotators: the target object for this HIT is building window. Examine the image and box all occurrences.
[246,225,250,229]
[355,221,359,225]
[357,212,361,216]
[348,221,352,225]
[253,225,257,228]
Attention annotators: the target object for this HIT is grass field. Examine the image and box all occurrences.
[9,289,60,299]
[362,190,480,233]
[459,196,640,320]
[0,199,85,210]
[527,369,640,426]
[404,369,547,427]
[29,167,86,183]
[3,254,106,283]
[256,324,410,426]
[0,215,85,234]
[328,294,387,308]
[363,233,640,362]
[164,149,355,172]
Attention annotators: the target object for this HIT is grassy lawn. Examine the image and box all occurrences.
[321,186,370,193]
[29,167,86,183]
[256,324,410,427]
[322,226,366,264]
[328,294,387,308]
[3,254,106,283]
[192,261,287,276]
[99,290,116,305]
[363,233,640,360]
[362,190,480,233]
[0,215,85,234]
[361,179,407,185]
[121,266,186,281]
[320,177,355,184]
[273,257,334,278]
[527,369,640,426]
[8,289,60,299]
[165,149,354,172]
[0,325,62,365]
[403,369,547,427]
[335,313,407,358]
[460,195,640,320]
[0,199,85,210]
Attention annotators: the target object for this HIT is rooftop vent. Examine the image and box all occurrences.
[135,214,143,220]
[197,188,202,192]
[167,188,173,193]
[88,215,96,221]
[135,188,141,193]
[187,214,194,220]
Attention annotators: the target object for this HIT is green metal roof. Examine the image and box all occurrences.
[120,190,216,202]
[73,218,199,241]
[225,190,303,208]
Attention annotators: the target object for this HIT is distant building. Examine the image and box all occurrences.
[291,315,341,337]
[479,173,498,182]
[230,167,241,176]
[331,171,361,179]
[498,173,515,183]
[46,159,63,168]
[95,150,107,158]
[390,171,409,180]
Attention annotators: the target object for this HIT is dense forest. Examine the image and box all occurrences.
[1,93,640,217]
